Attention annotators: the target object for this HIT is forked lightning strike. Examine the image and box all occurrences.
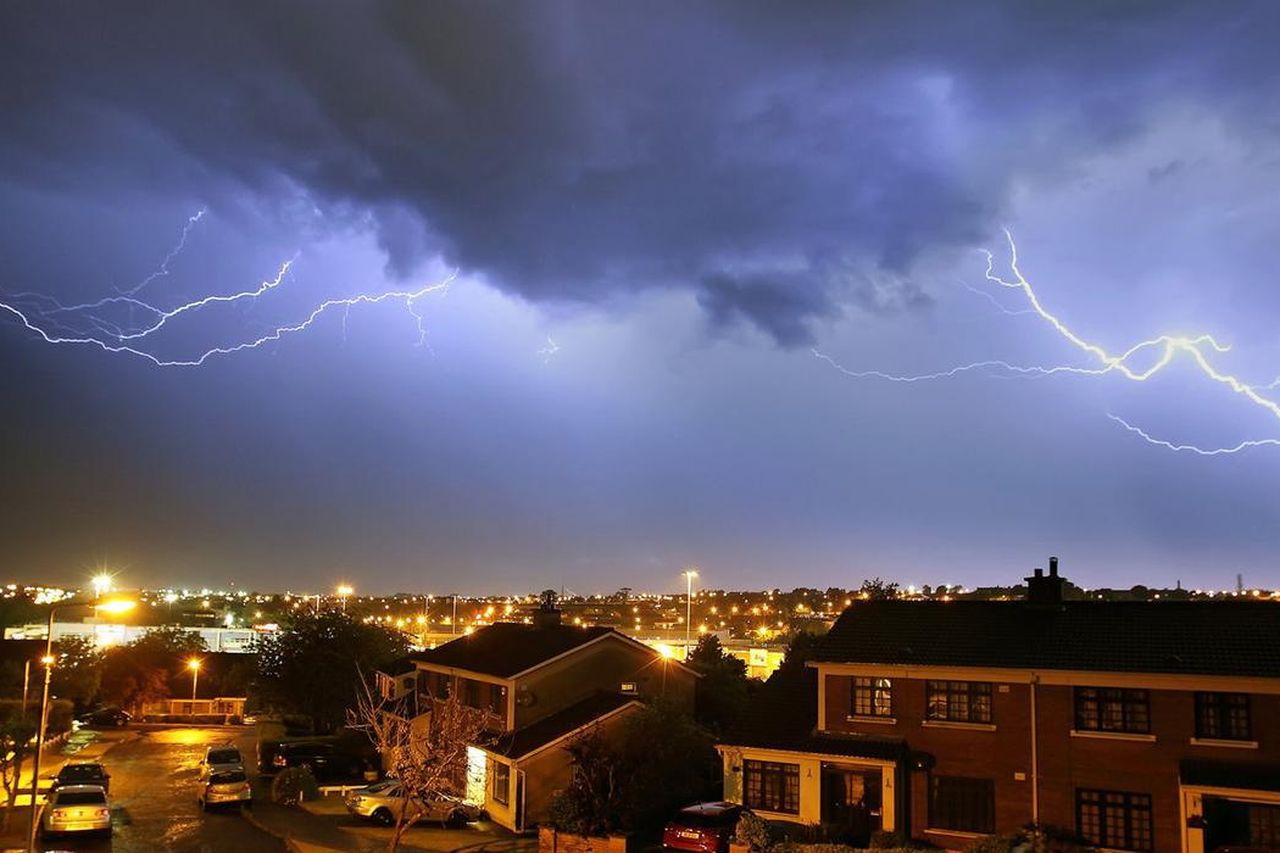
[817,230,1280,455]
[0,212,454,366]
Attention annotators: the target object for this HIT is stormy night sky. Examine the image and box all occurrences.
[2,2,1279,594]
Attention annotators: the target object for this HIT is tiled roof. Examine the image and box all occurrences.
[412,622,614,678]
[489,691,639,759]
[814,600,1280,678]
[719,665,906,761]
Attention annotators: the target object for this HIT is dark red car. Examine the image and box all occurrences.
[662,802,744,853]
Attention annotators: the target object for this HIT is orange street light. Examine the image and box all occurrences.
[187,658,202,701]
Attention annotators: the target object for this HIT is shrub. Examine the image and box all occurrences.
[966,825,1095,853]
[869,830,915,849]
[270,766,319,805]
[734,812,773,851]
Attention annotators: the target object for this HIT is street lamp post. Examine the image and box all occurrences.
[21,659,31,716]
[684,569,699,658]
[28,594,135,853]
[188,658,202,702]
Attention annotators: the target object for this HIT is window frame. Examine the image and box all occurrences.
[1194,692,1251,741]
[1073,687,1150,734]
[742,759,800,815]
[926,681,993,724]
[929,775,995,834]
[1076,788,1153,852]
[851,677,894,718]
[492,761,511,806]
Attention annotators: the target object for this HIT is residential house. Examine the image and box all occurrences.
[395,600,698,832]
[718,559,1280,852]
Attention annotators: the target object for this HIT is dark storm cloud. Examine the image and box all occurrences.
[1,1,1277,344]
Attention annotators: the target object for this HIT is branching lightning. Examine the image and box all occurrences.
[816,230,1280,455]
[0,211,454,367]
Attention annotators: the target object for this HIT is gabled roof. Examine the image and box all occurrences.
[719,664,905,761]
[487,691,639,760]
[411,622,615,678]
[814,600,1280,678]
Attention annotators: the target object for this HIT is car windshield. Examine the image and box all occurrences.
[208,749,241,764]
[59,766,104,780]
[210,770,247,784]
[675,810,737,828]
[57,791,106,805]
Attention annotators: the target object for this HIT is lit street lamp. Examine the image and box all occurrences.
[188,658,202,701]
[684,569,699,658]
[336,584,354,614]
[28,593,135,853]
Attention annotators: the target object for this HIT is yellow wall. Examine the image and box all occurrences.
[718,746,896,832]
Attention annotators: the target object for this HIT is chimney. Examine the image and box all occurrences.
[1025,557,1066,605]
[533,589,562,628]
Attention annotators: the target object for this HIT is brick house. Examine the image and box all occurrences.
[718,560,1280,852]
[393,602,697,832]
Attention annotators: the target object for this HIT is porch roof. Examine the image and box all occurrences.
[489,690,639,760]
[1181,759,1280,792]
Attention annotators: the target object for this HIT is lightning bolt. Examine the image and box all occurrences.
[817,230,1280,454]
[0,212,456,366]
[537,336,560,363]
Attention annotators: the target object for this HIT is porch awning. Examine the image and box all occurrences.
[1181,759,1280,792]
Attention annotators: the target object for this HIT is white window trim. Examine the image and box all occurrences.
[846,715,897,725]
[1069,729,1156,743]
[922,720,997,732]
[1188,737,1258,750]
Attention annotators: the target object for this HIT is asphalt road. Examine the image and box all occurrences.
[35,726,283,853]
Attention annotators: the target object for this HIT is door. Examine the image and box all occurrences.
[514,770,526,832]
[821,766,882,845]
[1204,797,1280,851]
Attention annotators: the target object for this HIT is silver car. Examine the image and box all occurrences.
[198,768,253,809]
[39,784,111,838]
[201,745,245,774]
[342,780,482,827]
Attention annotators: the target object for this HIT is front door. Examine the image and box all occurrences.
[821,766,882,845]
[1204,797,1280,851]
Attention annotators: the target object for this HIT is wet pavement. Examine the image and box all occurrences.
[31,725,283,853]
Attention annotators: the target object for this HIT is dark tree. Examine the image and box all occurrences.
[858,577,900,600]
[50,635,105,710]
[687,634,750,734]
[254,611,409,732]
[779,630,823,674]
[99,627,206,712]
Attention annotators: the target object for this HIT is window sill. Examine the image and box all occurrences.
[922,720,996,732]
[1069,729,1156,743]
[846,715,897,726]
[1189,737,1258,750]
[923,828,987,839]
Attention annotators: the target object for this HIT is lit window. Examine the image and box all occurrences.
[620,682,637,694]
[926,681,993,724]
[851,677,893,718]
[742,760,799,814]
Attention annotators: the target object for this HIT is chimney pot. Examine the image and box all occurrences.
[1049,556,1059,577]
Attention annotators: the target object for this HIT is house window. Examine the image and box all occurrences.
[743,760,799,814]
[1074,687,1149,734]
[1195,692,1251,741]
[488,683,507,715]
[1247,804,1280,848]
[492,761,510,806]
[619,682,638,694]
[926,681,993,724]
[851,677,893,718]
[929,776,995,833]
[1077,789,1152,851]
[464,679,482,708]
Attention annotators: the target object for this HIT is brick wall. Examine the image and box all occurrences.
[539,826,632,853]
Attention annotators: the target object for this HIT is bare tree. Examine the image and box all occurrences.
[0,717,37,831]
[348,673,491,853]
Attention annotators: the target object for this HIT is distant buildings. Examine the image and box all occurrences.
[717,558,1280,852]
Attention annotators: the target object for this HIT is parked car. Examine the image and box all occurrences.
[198,768,252,810]
[663,802,744,853]
[38,784,111,838]
[78,707,131,727]
[51,761,110,793]
[342,780,482,827]
[200,746,244,775]
[269,741,364,779]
